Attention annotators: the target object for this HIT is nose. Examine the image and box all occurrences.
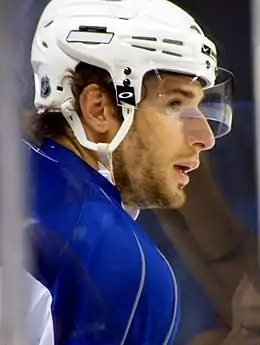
[181,108,215,151]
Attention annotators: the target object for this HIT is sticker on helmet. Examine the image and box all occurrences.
[40,76,51,98]
[116,85,136,106]
[201,44,217,62]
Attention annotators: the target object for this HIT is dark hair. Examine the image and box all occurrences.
[26,62,121,145]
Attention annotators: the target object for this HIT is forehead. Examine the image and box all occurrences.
[145,73,204,99]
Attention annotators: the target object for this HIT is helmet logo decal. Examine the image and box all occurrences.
[201,44,217,62]
[116,85,136,106]
[119,92,133,99]
[40,76,51,98]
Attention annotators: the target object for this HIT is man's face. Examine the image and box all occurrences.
[113,74,215,209]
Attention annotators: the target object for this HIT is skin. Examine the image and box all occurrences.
[66,73,215,209]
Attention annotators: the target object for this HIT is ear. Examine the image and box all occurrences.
[79,84,114,134]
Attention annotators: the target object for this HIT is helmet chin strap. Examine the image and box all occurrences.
[61,99,139,219]
[61,99,134,182]
[96,143,114,183]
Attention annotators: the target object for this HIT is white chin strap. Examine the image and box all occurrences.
[60,99,134,181]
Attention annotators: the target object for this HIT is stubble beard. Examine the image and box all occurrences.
[112,140,186,210]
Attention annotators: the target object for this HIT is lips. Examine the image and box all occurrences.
[175,165,191,174]
[173,161,200,186]
[174,161,200,174]
[174,165,190,186]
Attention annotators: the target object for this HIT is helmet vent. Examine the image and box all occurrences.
[162,50,182,57]
[131,45,156,52]
[132,36,157,41]
[190,25,203,35]
[162,38,183,46]
[44,20,54,29]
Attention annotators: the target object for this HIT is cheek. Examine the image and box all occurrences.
[164,117,184,146]
[134,110,186,170]
[145,114,185,157]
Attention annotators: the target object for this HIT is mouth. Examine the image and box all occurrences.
[175,165,191,173]
[173,165,190,186]
[173,162,199,187]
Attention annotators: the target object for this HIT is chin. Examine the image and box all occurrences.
[120,180,187,210]
[166,185,186,209]
[173,194,186,208]
[145,188,186,210]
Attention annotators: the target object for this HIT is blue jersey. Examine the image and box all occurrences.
[25,138,180,345]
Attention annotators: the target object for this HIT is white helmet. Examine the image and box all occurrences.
[31,0,231,166]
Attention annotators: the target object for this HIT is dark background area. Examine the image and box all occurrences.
[174,0,252,101]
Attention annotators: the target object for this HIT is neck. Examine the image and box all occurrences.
[53,135,139,219]
[54,135,99,171]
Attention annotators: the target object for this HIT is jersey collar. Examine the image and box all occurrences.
[39,138,122,205]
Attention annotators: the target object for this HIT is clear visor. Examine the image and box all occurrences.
[117,66,233,139]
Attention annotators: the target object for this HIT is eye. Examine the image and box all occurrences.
[167,100,182,113]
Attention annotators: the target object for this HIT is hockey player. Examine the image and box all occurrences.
[25,0,233,344]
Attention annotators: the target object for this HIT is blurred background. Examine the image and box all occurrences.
[1,0,257,344]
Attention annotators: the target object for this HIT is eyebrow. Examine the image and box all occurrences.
[164,88,204,102]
